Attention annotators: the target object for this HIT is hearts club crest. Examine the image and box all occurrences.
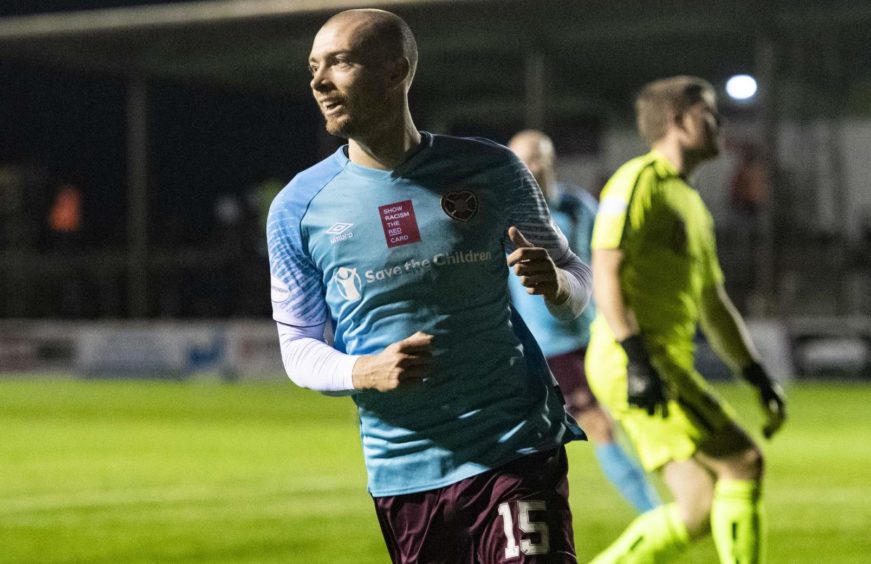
[441,190,479,222]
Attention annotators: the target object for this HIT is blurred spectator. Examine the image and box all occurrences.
[246,177,284,256]
[47,181,83,249]
[214,193,245,239]
[239,177,284,316]
[0,166,25,249]
[0,163,49,250]
[728,142,769,308]
[729,142,769,218]
[46,178,85,316]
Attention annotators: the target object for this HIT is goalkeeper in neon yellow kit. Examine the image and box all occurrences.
[586,76,787,564]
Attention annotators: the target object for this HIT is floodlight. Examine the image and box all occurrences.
[726,74,757,101]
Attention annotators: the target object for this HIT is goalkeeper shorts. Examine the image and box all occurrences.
[586,333,742,472]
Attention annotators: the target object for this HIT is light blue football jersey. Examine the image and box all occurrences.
[268,132,584,497]
[508,186,598,357]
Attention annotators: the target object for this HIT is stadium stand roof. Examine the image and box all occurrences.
[1,0,870,118]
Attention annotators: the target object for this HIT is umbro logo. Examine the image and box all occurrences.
[326,222,353,235]
[327,222,355,244]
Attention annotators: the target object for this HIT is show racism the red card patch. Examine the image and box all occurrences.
[379,200,421,248]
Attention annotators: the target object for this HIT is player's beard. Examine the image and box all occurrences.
[323,105,353,138]
[322,99,378,139]
[322,95,390,140]
[700,118,722,159]
[688,129,721,161]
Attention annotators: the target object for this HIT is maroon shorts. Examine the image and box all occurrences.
[546,348,598,417]
[372,447,576,563]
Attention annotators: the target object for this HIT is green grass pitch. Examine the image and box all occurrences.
[1,378,869,563]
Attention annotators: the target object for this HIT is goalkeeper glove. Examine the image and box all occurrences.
[620,334,668,417]
[743,361,787,438]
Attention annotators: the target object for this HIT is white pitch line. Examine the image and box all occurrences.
[0,476,356,515]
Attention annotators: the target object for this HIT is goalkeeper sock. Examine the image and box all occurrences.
[711,479,765,564]
[591,503,689,564]
[595,442,661,513]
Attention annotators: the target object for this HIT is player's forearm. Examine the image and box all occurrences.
[592,249,637,340]
[595,278,638,341]
[545,251,592,319]
[277,323,359,395]
[350,355,382,390]
[699,284,757,372]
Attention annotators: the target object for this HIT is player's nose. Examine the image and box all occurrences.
[310,69,333,93]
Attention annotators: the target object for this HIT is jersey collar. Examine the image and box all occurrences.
[648,150,681,179]
[334,131,434,181]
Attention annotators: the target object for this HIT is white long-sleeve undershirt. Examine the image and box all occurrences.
[277,322,358,395]
[545,248,592,320]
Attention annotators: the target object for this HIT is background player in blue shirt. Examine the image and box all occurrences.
[268,9,593,563]
[508,130,661,514]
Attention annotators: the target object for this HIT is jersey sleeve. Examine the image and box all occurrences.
[503,153,571,258]
[267,187,329,328]
[592,165,655,250]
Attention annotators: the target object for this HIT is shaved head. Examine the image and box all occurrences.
[309,9,419,141]
[321,9,418,86]
[509,130,555,161]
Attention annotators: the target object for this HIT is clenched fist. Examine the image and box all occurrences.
[352,331,434,392]
[507,225,568,304]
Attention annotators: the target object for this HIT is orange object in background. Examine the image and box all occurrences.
[729,143,769,215]
[48,183,82,233]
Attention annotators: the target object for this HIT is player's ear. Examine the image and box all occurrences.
[385,57,410,89]
[669,108,688,133]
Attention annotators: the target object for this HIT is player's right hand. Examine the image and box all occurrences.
[620,334,669,417]
[760,382,787,439]
[743,361,787,438]
[351,332,434,392]
[506,226,567,305]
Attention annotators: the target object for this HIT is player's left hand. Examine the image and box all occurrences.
[743,361,787,439]
[507,226,567,304]
[620,334,670,417]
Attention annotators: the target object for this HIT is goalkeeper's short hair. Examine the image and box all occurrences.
[635,76,715,146]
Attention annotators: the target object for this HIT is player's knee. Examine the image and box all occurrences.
[730,447,764,480]
[745,447,764,478]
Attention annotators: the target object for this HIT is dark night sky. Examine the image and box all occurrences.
[0,61,320,246]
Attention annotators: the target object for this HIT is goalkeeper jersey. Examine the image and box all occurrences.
[590,150,724,350]
[268,132,584,497]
